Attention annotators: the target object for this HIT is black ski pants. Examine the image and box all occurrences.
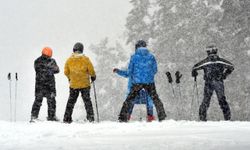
[119,83,166,122]
[199,80,231,121]
[31,91,56,119]
[63,87,94,122]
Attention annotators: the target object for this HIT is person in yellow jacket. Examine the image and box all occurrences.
[63,42,96,123]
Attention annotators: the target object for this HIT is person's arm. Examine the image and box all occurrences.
[191,58,207,77]
[127,56,134,77]
[152,55,158,75]
[48,59,60,74]
[116,69,129,78]
[219,58,234,79]
[87,57,96,82]
[64,59,70,80]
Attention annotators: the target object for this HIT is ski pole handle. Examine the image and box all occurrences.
[15,73,18,81]
[8,73,11,80]
[175,71,182,84]
[166,72,173,83]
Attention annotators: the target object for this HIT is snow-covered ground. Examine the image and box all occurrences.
[0,120,250,150]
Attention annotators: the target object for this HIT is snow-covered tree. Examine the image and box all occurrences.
[126,0,151,45]
[90,38,128,121]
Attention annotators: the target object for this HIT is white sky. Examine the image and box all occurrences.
[0,0,131,121]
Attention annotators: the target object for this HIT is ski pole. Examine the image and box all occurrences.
[92,81,99,122]
[175,71,182,99]
[139,89,143,121]
[166,72,175,98]
[14,73,18,122]
[8,73,12,122]
[190,76,196,120]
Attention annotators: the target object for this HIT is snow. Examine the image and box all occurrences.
[1,120,250,150]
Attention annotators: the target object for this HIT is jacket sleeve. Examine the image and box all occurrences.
[87,58,96,77]
[116,69,129,78]
[64,59,70,79]
[34,59,39,73]
[192,58,207,71]
[152,56,158,75]
[49,59,60,74]
[127,56,134,77]
[219,58,234,76]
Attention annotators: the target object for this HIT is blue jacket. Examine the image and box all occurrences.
[128,47,157,84]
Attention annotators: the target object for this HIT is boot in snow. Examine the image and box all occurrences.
[147,115,155,122]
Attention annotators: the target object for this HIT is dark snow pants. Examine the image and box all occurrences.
[119,83,166,122]
[199,80,231,121]
[31,91,56,119]
[63,87,94,123]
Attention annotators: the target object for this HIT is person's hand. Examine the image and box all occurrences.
[113,68,118,73]
[222,74,227,80]
[91,76,96,82]
[192,70,198,77]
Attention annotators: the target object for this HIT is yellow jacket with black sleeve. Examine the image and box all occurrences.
[64,53,96,89]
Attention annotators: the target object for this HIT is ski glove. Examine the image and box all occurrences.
[91,76,96,82]
[113,68,119,73]
[192,70,198,77]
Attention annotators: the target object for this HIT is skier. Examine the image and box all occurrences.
[30,47,60,122]
[63,42,96,123]
[113,67,155,122]
[192,45,234,121]
[118,40,167,122]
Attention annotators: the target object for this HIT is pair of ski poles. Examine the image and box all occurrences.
[7,73,18,122]
[166,71,182,100]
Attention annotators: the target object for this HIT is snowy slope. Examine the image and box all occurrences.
[1,120,250,150]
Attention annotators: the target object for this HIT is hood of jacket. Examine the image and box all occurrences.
[135,47,149,56]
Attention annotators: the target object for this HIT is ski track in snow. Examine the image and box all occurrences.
[0,120,250,150]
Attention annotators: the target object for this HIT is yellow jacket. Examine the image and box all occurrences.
[64,53,96,89]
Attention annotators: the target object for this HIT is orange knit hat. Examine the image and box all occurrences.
[42,47,53,57]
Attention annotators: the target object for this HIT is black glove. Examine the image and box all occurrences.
[91,76,96,82]
[222,73,227,80]
[113,68,119,73]
[175,71,182,84]
[192,70,198,77]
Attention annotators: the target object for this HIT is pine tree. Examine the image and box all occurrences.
[90,38,128,121]
[126,0,151,45]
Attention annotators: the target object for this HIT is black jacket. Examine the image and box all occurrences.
[34,55,59,95]
[192,54,234,81]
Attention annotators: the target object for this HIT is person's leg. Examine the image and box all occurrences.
[214,81,231,120]
[145,83,166,121]
[81,87,95,122]
[31,92,43,119]
[128,101,135,120]
[146,97,155,122]
[118,84,143,122]
[46,92,57,121]
[63,88,79,123]
[199,81,213,121]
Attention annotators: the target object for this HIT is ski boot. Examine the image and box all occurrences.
[147,115,155,122]
[47,116,60,122]
[30,116,40,123]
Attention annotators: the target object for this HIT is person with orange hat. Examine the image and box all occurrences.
[30,47,60,122]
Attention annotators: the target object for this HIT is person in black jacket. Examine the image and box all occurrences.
[192,45,234,121]
[30,47,60,122]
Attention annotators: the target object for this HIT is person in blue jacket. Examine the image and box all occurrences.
[113,67,155,122]
[116,40,167,122]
